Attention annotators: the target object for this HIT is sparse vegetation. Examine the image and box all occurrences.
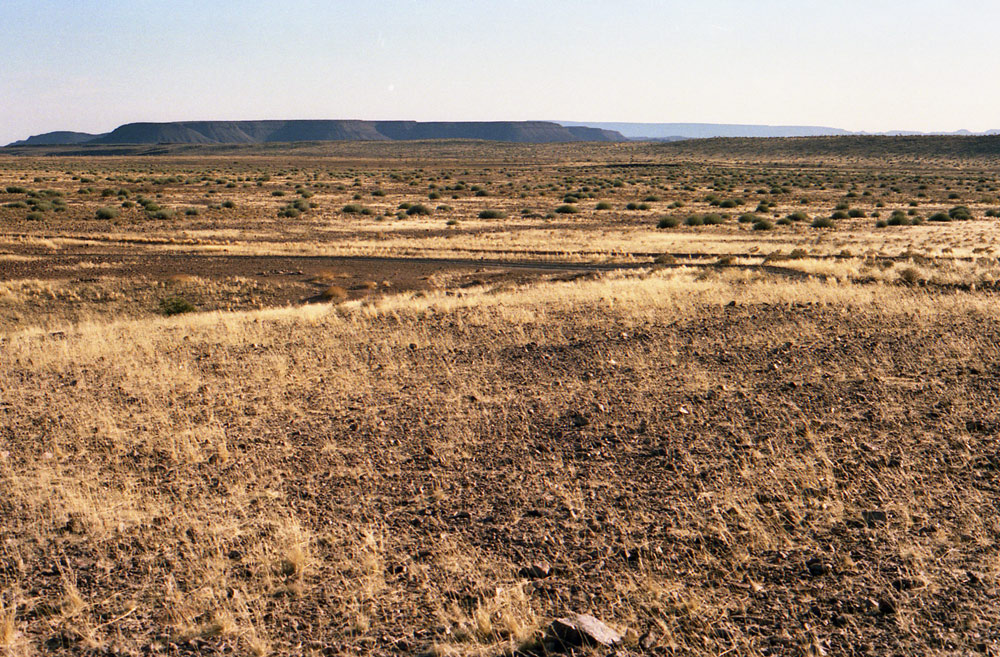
[4,141,1000,657]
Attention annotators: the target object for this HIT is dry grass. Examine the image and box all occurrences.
[4,146,1000,654]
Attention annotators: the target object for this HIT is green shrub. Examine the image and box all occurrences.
[657,216,680,228]
[738,213,759,224]
[702,213,725,225]
[948,205,972,220]
[875,219,888,228]
[279,207,301,218]
[25,212,43,221]
[342,204,366,213]
[406,203,432,216]
[719,199,740,208]
[928,212,951,222]
[831,210,849,219]
[555,205,579,214]
[185,208,200,216]
[95,207,119,220]
[625,202,639,210]
[160,297,196,316]
[811,217,835,228]
[5,186,27,194]
[478,209,506,219]
[786,212,809,222]
[595,201,612,210]
[221,200,235,209]
[753,219,774,231]
[685,214,705,226]
[847,209,866,218]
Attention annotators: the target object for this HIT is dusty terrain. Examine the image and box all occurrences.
[3,141,1000,656]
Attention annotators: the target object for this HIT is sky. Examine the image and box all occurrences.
[3,0,999,144]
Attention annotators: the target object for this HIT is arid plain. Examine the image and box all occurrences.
[3,139,1000,656]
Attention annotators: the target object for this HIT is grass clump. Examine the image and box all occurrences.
[555,205,579,214]
[159,297,196,316]
[95,207,119,220]
[753,218,774,231]
[811,217,835,228]
[479,209,506,219]
[657,216,680,229]
[406,204,432,216]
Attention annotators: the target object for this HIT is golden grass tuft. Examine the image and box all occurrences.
[320,285,349,301]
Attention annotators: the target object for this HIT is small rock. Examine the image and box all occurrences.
[550,613,622,648]
[569,412,590,427]
[520,562,551,579]
[862,510,887,527]
[806,558,829,577]
[877,598,896,616]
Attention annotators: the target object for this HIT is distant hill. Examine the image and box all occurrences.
[558,121,852,139]
[5,120,626,147]
[8,131,105,146]
[559,121,1000,140]
[653,135,1000,159]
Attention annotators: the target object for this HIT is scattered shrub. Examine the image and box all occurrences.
[555,205,579,214]
[160,297,196,316]
[753,219,774,231]
[595,201,612,210]
[478,209,506,219]
[657,216,680,228]
[948,205,972,221]
[95,207,119,220]
[406,203,432,216]
[811,217,835,228]
[221,200,235,209]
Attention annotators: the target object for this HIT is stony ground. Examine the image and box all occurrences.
[3,144,1000,656]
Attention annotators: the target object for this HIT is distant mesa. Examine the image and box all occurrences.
[9,131,107,146]
[7,120,626,146]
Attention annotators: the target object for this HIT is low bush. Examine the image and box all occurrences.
[160,297,196,316]
[406,204,432,216]
[95,207,119,220]
[555,205,579,214]
[657,216,680,228]
[478,209,506,219]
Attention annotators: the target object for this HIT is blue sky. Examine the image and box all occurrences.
[2,0,999,144]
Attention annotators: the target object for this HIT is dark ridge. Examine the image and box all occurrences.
[8,131,104,146]
[654,135,1000,159]
[61,120,629,145]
